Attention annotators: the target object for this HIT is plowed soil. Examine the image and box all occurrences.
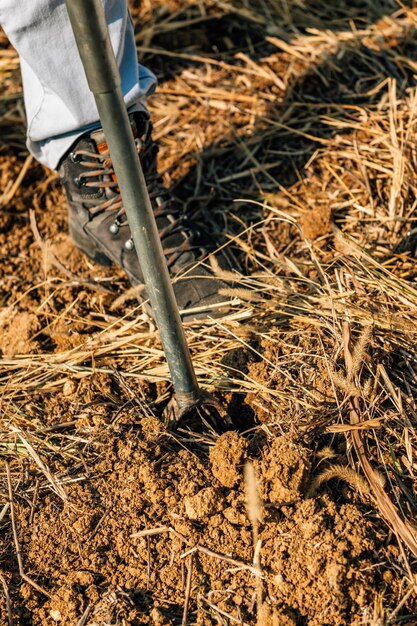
[1,1,417,625]
[4,397,399,626]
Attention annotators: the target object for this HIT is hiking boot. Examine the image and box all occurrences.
[58,112,234,320]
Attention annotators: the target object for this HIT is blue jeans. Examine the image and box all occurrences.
[0,1,156,169]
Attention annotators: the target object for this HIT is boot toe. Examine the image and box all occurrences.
[173,267,233,321]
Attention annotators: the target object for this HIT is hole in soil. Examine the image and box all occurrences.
[226,392,257,432]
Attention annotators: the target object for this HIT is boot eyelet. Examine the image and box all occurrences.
[69,152,79,163]
[124,238,135,251]
[74,176,83,188]
[109,222,119,235]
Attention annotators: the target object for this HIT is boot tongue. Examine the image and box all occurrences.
[90,129,108,155]
[90,116,137,153]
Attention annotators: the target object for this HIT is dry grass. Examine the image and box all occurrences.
[1,0,417,623]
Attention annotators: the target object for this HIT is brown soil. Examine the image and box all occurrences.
[1,1,417,625]
[3,406,395,626]
[0,310,39,357]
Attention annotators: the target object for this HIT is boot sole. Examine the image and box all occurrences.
[68,210,230,322]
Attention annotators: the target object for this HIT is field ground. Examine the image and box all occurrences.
[1,0,417,624]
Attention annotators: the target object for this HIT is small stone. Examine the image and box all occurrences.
[50,609,62,622]
[63,379,76,396]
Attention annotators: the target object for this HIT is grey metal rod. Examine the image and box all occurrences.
[64,0,201,409]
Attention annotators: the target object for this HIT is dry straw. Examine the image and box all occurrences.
[1,0,417,619]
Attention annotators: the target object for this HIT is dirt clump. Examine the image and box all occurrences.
[262,495,382,626]
[184,486,225,520]
[0,422,396,626]
[299,201,332,242]
[257,603,297,626]
[258,435,310,504]
[141,415,166,441]
[0,308,39,356]
[209,430,247,487]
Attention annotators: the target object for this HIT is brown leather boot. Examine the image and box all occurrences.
[58,112,234,320]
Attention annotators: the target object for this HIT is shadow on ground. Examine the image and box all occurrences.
[137,1,417,248]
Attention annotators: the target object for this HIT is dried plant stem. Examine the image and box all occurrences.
[0,574,13,626]
[182,555,193,626]
[0,153,32,207]
[199,595,251,626]
[131,524,262,578]
[76,604,91,626]
[130,525,171,538]
[244,461,263,615]
[10,427,66,501]
[181,545,263,578]
[387,581,417,624]
[5,462,51,598]
[342,322,417,557]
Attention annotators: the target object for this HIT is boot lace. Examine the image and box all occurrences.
[70,126,200,270]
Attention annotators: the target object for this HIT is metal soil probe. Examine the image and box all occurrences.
[65,0,213,417]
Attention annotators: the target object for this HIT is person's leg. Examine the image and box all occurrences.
[0,0,156,170]
[0,0,233,319]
